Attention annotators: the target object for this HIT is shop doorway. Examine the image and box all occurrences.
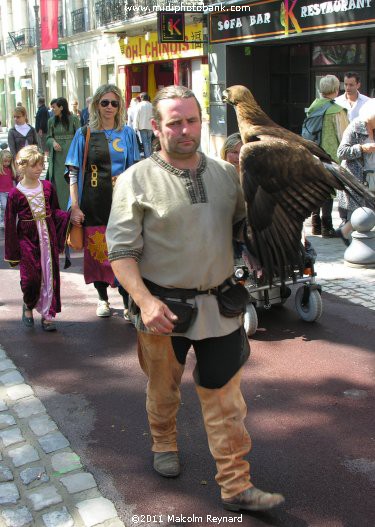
[226,43,310,134]
[125,61,181,107]
[226,36,371,136]
[269,44,310,133]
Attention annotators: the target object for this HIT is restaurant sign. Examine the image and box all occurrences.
[119,23,203,63]
[210,0,375,43]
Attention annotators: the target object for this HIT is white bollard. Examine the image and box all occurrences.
[344,207,375,268]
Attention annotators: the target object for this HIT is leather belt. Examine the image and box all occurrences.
[143,278,226,300]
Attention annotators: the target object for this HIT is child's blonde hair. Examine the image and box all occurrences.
[16,146,44,177]
[0,149,16,179]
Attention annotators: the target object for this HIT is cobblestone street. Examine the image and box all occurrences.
[0,344,125,526]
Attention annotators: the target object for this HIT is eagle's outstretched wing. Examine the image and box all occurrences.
[240,135,368,281]
[223,85,375,281]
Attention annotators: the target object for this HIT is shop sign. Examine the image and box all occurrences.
[158,12,185,43]
[52,44,68,60]
[119,23,203,64]
[201,64,210,118]
[210,0,375,43]
[20,78,33,89]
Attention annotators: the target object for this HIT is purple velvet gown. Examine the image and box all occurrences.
[4,180,70,317]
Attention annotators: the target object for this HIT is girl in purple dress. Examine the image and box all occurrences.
[4,146,70,331]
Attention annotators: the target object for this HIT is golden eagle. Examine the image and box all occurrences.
[222,84,375,281]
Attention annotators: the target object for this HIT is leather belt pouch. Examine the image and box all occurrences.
[217,281,250,318]
[128,296,197,333]
[67,224,84,251]
[162,298,197,333]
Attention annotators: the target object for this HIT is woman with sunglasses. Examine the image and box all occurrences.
[46,98,80,210]
[66,84,140,318]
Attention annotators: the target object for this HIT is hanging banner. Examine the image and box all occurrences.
[41,0,58,50]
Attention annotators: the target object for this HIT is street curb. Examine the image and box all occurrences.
[0,344,125,527]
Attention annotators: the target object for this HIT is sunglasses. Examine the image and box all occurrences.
[100,99,119,108]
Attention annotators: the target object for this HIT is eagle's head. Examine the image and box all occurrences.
[222,85,252,106]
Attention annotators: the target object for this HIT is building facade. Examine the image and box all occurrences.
[0,0,208,152]
[208,0,375,155]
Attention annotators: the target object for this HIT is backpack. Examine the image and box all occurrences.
[301,100,334,145]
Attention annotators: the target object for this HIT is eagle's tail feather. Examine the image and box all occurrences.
[324,162,375,209]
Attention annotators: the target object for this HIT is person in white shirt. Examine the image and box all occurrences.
[127,96,139,129]
[335,71,370,121]
[134,92,153,157]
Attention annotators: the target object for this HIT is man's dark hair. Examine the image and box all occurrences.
[140,92,150,102]
[344,71,361,83]
[38,97,45,105]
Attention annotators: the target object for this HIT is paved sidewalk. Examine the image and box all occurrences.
[304,204,375,311]
[0,342,125,527]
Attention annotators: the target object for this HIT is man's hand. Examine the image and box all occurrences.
[361,143,375,154]
[139,296,178,334]
[70,205,85,225]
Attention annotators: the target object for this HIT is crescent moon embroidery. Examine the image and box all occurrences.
[112,138,124,152]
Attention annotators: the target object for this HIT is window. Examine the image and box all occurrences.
[0,79,6,128]
[77,67,91,105]
[370,40,375,97]
[8,77,16,118]
[312,40,366,67]
[102,64,115,85]
[42,73,49,103]
[56,70,66,98]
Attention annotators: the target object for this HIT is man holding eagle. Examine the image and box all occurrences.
[107,84,374,514]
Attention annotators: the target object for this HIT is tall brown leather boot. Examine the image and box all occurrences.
[195,368,252,499]
[137,334,184,455]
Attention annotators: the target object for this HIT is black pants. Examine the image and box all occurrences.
[94,281,129,308]
[171,327,250,389]
[312,198,333,228]
[338,206,347,222]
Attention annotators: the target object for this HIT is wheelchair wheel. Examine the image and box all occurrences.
[295,286,323,322]
[243,303,258,336]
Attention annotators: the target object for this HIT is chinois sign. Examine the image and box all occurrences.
[210,0,375,43]
[119,23,203,64]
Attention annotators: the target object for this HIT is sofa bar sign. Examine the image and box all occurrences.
[210,0,375,43]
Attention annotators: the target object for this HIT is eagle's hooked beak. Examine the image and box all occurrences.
[222,89,229,104]
[222,88,235,105]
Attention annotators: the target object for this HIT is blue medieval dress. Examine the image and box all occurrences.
[65,125,140,286]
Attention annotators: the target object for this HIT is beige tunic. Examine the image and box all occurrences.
[107,153,246,340]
